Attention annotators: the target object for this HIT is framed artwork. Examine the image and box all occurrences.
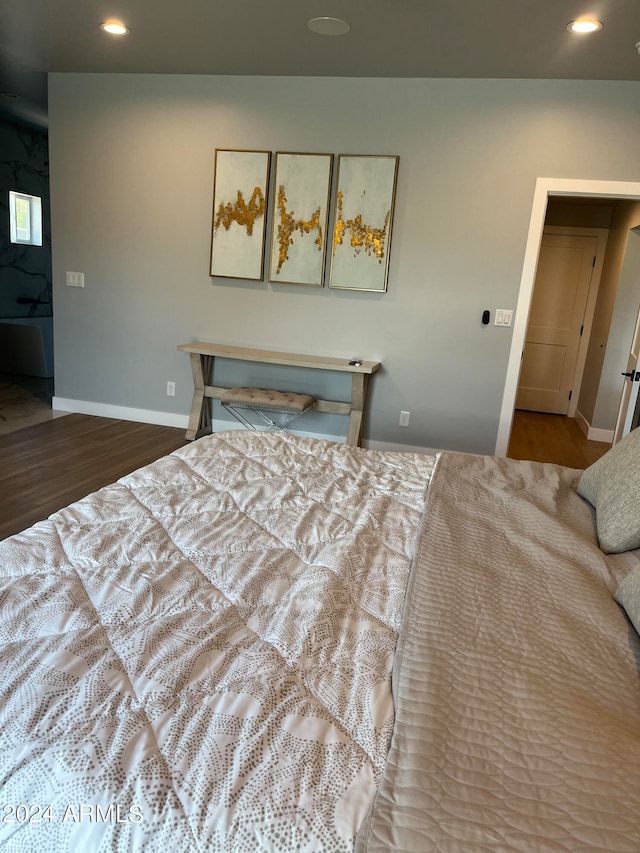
[329,154,399,293]
[268,152,334,287]
[210,149,271,281]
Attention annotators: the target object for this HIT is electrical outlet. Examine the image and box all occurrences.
[166,381,176,397]
[399,410,410,427]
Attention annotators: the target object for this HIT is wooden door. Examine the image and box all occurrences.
[516,234,598,414]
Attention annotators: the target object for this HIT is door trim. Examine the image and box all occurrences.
[495,178,640,456]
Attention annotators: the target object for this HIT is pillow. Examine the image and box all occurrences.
[576,426,640,554]
[614,567,640,637]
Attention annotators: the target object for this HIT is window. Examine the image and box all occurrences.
[9,191,42,246]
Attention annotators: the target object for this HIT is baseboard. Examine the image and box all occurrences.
[363,439,440,455]
[587,426,614,443]
[573,409,590,438]
[574,408,614,444]
[205,420,346,444]
[52,397,346,442]
[53,397,190,429]
[51,398,447,453]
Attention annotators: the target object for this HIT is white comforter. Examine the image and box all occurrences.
[0,432,434,852]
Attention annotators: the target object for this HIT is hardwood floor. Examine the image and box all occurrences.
[0,414,188,540]
[0,407,613,541]
[508,410,611,469]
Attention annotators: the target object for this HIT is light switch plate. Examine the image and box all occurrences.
[494,309,513,327]
[66,271,85,288]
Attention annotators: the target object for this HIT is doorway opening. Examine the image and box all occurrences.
[496,178,640,458]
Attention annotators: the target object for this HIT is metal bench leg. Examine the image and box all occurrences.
[223,404,309,434]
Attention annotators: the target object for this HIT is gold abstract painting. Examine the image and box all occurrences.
[329,155,399,292]
[210,150,271,281]
[268,152,333,287]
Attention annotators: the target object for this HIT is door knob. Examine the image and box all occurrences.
[621,370,640,381]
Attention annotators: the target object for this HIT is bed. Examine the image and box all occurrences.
[1,429,640,852]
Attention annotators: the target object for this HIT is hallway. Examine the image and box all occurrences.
[508,410,611,469]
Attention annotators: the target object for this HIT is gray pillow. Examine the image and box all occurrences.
[614,567,640,637]
[576,426,640,554]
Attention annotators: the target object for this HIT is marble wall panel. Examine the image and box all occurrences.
[0,120,52,319]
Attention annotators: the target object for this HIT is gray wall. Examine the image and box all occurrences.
[48,74,640,453]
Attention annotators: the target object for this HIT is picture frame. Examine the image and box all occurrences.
[268,152,334,287]
[210,149,271,281]
[329,154,399,293]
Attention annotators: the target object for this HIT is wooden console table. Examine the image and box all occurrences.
[177,342,381,446]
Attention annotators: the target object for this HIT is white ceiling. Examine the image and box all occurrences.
[2,0,640,128]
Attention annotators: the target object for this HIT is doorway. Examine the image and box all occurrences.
[496,178,640,457]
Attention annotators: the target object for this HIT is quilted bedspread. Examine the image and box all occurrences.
[358,452,640,852]
[0,431,434,852]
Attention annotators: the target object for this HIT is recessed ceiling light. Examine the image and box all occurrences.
[307,17,351,36]
[567,19,603,34]
[100,21,130,36]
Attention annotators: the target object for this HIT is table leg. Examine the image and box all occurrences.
[185,353,214,440]
[346,373,369,447]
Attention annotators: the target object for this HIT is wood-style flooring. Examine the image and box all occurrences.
[0,403,612,541]
[507,409,611,469]
[0,414,188,540]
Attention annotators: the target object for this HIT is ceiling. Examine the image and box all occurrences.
[2,0,640,129]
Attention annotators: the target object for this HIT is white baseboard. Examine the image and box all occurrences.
[587,426,614,443]
[573,409,590,438]
[51,398,445,454]
[206,420,346,444]
[573,408,614,444]
[52,397,346,442]
[363,439,440,455]
[53,397,190,429]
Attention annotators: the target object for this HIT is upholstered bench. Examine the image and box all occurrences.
[220,387,316,433]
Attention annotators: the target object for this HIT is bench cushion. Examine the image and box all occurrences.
[221,387,316,413]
